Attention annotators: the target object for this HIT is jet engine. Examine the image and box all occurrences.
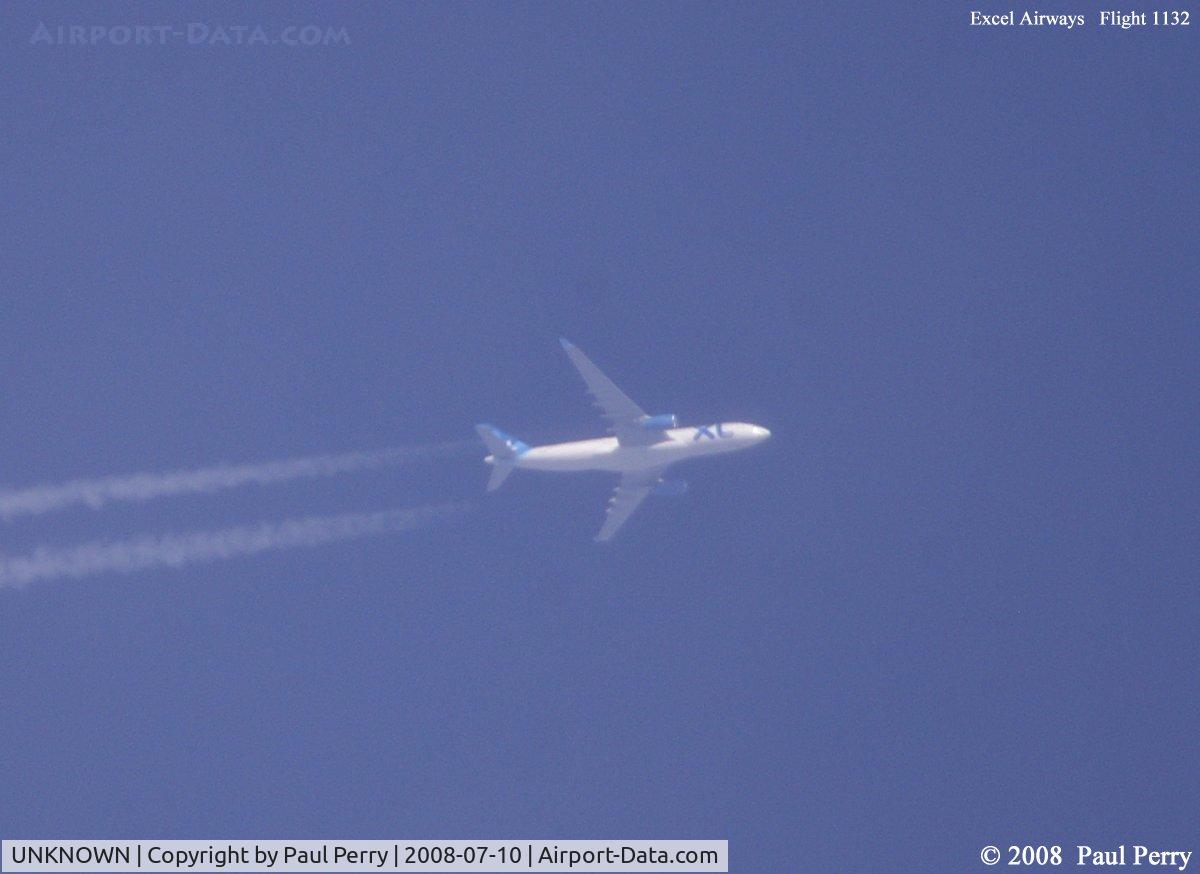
[639,414,678,430]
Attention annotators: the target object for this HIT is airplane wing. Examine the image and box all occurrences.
[559,339,659,445]
[595,467,667,542]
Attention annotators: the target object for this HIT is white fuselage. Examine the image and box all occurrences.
[486,422,771,474]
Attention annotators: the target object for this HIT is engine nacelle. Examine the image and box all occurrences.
[639,413,678,431]
[652,479,689,497]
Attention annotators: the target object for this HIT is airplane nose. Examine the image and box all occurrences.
[756,426,771,440]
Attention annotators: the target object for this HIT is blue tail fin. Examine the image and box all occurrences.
[475,424,527,493]
[474,424,529,459]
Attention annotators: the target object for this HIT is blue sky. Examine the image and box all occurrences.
[1,3,1196,870]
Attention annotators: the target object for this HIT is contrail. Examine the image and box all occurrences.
[0,442,471,521]
[0,503,468,590]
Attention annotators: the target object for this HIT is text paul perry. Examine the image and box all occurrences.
[1078,845,1192,871]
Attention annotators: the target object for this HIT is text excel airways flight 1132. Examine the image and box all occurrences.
[476,339,771,542]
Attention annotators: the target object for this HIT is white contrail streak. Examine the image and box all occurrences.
[0,503,468,590]
[0,442,470,521]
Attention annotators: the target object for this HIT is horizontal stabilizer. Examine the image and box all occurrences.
[487,461,515,492]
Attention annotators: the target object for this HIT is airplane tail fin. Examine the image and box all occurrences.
[474,424,529,460]
[475,424,528,493]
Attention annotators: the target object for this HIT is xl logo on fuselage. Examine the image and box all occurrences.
[693,423,732,441]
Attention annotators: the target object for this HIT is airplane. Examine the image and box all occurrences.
[475,339,771,542]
